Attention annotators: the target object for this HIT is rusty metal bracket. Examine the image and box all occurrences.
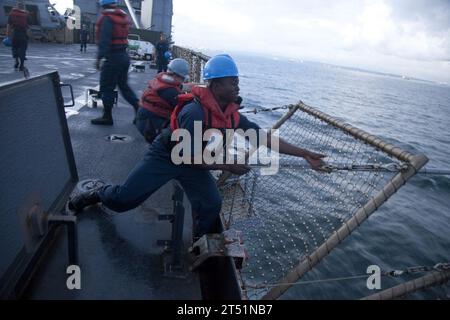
[19,196,79,266]
[189,229,247,272]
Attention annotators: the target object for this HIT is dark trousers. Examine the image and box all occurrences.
[157,58,168,73]
[135,107,169,143]
[80,42,87,52]
[100,52,138,109]
[12,37,28,66]
[98,140,223,237]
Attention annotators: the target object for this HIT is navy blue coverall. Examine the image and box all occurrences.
[80,29,89,52]
[135,87,179,143]
[8,14,30,68]
[97,17,138,110]
[98,101,260,237]
[155,40,170,73]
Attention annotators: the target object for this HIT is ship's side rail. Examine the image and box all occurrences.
[172,45,210,83]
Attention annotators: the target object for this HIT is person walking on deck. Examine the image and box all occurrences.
[135,58,190,143]
[6,1,30,71]
[155,32,170,73]
[68,54,327,239]
[80,25,89,53]
[92,0,139,126]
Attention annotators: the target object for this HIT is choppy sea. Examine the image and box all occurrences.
[230,53,450,299]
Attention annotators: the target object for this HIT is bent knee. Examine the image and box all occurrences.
[99,185,142,213]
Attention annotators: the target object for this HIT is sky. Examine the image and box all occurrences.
[52,0,72,15]
[172,0,450,84]
[54,0,450,83]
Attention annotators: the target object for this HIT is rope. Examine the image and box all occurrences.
[244,275,369,290]
[416,168,450,176]
[248,162,450,175]
[382,262,450,277]
[243,262,450,290]
[240,105,292,114]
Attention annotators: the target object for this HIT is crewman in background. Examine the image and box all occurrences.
[80,24,89,53]
[155,32,170,73]
[6,0,30,71]
[135,58,190,143]
[93,0,140,126]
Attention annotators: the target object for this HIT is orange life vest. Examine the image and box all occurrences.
[96,9,129,46]
[170,86,240,131]
[141,73,182,119]
[9,8,28,29]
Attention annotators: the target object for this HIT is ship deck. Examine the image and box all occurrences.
[0,43,202,299]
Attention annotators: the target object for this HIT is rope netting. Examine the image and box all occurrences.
[218,102,428,300]
[172,46,209,83]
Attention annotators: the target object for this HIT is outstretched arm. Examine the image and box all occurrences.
[236,115,327,171]
[266,132,327,170]
[236,126,325,170]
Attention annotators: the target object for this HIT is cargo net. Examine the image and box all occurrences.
[218,103,418,300]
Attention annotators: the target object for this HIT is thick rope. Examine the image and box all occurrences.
[249,163,450,175]
[244,263,450,290]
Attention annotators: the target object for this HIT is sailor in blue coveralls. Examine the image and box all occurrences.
[92,0,140,126]
[136,58,190,143]
[69,54,327,238]
[6,1,30,71]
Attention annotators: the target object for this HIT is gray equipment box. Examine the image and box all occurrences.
[0,72,78,299]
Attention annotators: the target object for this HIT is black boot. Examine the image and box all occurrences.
[91,106,113,125]
[14,58,19,70]
[68,189,101,213]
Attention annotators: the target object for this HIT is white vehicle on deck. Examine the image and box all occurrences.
[127,34,154,61]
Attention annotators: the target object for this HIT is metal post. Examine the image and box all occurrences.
[124,0,141,29]
[170,185,185,268]
[66,218,79,266]
[157,184,187,278]
[48,215,79,266]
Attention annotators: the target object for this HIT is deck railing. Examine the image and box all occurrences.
[172,45,210,83]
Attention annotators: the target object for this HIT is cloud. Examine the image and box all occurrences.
[336,0,450,62]
[53,0,73,13]
[172,0,450,82]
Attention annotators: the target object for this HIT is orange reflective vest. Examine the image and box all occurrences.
[96,9,129,46]
[141,73,182,119]
[9,8,28,29]
[170,86,240,131]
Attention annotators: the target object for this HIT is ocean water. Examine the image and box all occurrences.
[231,53,450,299]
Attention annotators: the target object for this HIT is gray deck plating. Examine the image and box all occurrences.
[1,43,201,299]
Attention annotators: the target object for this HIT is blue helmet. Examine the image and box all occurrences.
[99,0,117,6]
[2,37,12,47]
[164,51,172,60]
[168,58,190,79]
[203,54,239,80]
